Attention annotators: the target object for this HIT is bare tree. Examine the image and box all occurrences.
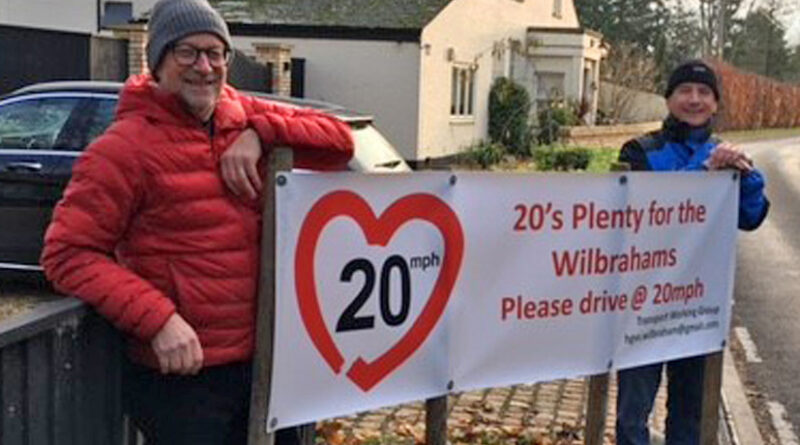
[698,0,793,59]
[698,0,747,57]
[600,42,661,122]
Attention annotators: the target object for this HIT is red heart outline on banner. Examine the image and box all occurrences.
[295,191,464,392]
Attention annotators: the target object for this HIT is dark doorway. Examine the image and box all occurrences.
[291,58,305,98]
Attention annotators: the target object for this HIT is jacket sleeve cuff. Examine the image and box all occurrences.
[132,299,176,342]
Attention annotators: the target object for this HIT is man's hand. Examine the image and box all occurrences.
[151,313,203,375]
[707,141,753,173]
[220,128,263,199]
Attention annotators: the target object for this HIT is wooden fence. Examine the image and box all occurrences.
[0,297,124,445]
[0,154,726,445]
[245,150,726,445]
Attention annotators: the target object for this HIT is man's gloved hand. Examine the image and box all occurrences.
[220,128,263,199]
[151,313,204,375]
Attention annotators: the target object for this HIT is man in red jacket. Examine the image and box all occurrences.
[40,0,353,443]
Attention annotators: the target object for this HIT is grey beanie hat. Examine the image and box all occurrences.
[147,0,232,72]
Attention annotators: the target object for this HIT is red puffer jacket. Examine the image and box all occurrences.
[41,75,353,368]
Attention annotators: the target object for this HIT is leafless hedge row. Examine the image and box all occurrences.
[711,60,800,131]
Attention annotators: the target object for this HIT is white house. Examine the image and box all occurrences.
[0,0,99,33]
[0,0,158,34]
[3,0,604,162]
[222,0,604,161]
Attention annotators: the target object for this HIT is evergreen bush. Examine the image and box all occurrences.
[488,77,532,157]
[535,100,579,145]
[462,141,506,169]
[531,145,592,171]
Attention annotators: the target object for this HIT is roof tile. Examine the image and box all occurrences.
[209,0,453,29]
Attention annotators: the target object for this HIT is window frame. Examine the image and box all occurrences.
[450,64,476,120]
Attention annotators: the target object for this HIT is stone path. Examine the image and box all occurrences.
[320,375,668,444]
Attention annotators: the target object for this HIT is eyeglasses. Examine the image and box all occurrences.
[171,44,231,68]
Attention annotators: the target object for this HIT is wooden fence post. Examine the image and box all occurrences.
[298,423,315,445]
[700,351,723,445]
[426,396,448,445]
[248,147,293,445]
[584,162,631,445]
[421,165,449,445]
[585,373,610,445]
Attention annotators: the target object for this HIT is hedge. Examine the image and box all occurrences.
[710,60,800,131]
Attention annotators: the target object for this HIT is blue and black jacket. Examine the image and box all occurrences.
[619,116,769,230]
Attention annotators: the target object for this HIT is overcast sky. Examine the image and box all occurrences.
[787,9,800,45]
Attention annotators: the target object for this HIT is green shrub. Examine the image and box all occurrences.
[531,145,592,171]
[535,100,580,145]
[488,77,532,157]
[555,147,591,170]
[531,146,556,170]
[462,141,506,168]
[586,147,621,172]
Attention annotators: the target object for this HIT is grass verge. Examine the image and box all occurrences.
[720,127,800,143]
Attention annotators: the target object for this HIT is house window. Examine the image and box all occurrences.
[536,71,565,109]
[450,65,475,117]
[102,1,133,27]
[552,0,562,18]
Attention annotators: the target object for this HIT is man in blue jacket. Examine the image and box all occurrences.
[616,60,769,445]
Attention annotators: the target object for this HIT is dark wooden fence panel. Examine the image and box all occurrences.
[26,335,52,445]
[0,25,91,95]
[91,36,128,82]
[228,49,271,93]
[0,298,124,445]
[2,342,25,444]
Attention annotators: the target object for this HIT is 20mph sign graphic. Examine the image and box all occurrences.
[268,172,738,432]
[294,190,464,392]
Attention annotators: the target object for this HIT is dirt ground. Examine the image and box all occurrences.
[0,276,57,323]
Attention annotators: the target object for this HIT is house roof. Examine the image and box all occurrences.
[210,0,453,30]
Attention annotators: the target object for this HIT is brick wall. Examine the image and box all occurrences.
[253,43,292,97]
[561,121,662,149]
[110,23,148,76]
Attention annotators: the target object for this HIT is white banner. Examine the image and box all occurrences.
[268,171,739,431]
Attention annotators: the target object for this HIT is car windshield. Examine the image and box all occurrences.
[0,97,80,149]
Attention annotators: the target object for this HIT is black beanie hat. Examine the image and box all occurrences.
[665,60,720,100]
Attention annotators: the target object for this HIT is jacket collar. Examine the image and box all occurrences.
[662,114,713,143]
[116,74,247,131]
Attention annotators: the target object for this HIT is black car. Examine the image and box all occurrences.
[0,81,410,272]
